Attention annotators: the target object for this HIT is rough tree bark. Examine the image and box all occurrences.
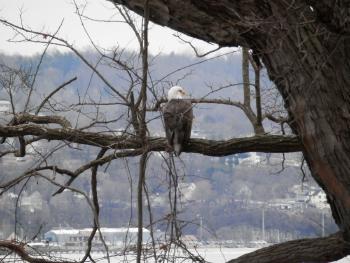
[228,232,349,263]
[109,0,350,261]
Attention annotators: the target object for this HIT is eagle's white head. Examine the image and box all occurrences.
[168,86,187,100]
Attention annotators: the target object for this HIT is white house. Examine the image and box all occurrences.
[309,190,328,209]
[0,100,10,113]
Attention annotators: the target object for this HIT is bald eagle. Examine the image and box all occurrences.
[162,86,193,156]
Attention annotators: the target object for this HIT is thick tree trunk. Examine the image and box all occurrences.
[110,0,350,261]
[261,19,350,240]
[228,232,350,263]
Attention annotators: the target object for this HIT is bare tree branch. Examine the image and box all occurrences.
[0,123,301,155]
[14,113,72,129]
[35,77,77,115]
[0,240,76,263]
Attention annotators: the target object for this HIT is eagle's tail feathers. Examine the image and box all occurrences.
[174,144,182,156]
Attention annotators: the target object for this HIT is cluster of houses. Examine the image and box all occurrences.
[177,181,329,211]
[236,184,329,211]
[280,184,328,210]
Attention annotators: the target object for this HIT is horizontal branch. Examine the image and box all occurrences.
[150,99,282,127]
[0,124,301,156]
[185,135,301,156]
[0,240,76,263]
[229,232,350,263]
[149,98,244,111]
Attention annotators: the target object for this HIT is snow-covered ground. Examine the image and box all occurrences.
[2,247,350,262]
[1,248,254,263]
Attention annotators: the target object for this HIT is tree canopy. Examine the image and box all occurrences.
[110,0,350,261]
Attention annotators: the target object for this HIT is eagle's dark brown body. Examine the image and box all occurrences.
[162,99,193,156]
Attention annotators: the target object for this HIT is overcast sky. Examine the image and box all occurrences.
[0,0,222,56]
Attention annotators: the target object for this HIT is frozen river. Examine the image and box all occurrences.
[2,247,350,262]
[2,247,256,263]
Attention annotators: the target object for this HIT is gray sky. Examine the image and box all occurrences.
[0,0,221,56]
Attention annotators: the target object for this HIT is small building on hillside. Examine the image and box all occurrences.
[309,190,328,209]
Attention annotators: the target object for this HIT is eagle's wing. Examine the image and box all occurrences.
[162,99,193,156]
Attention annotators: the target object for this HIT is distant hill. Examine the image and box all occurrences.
[0,50,336,244]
